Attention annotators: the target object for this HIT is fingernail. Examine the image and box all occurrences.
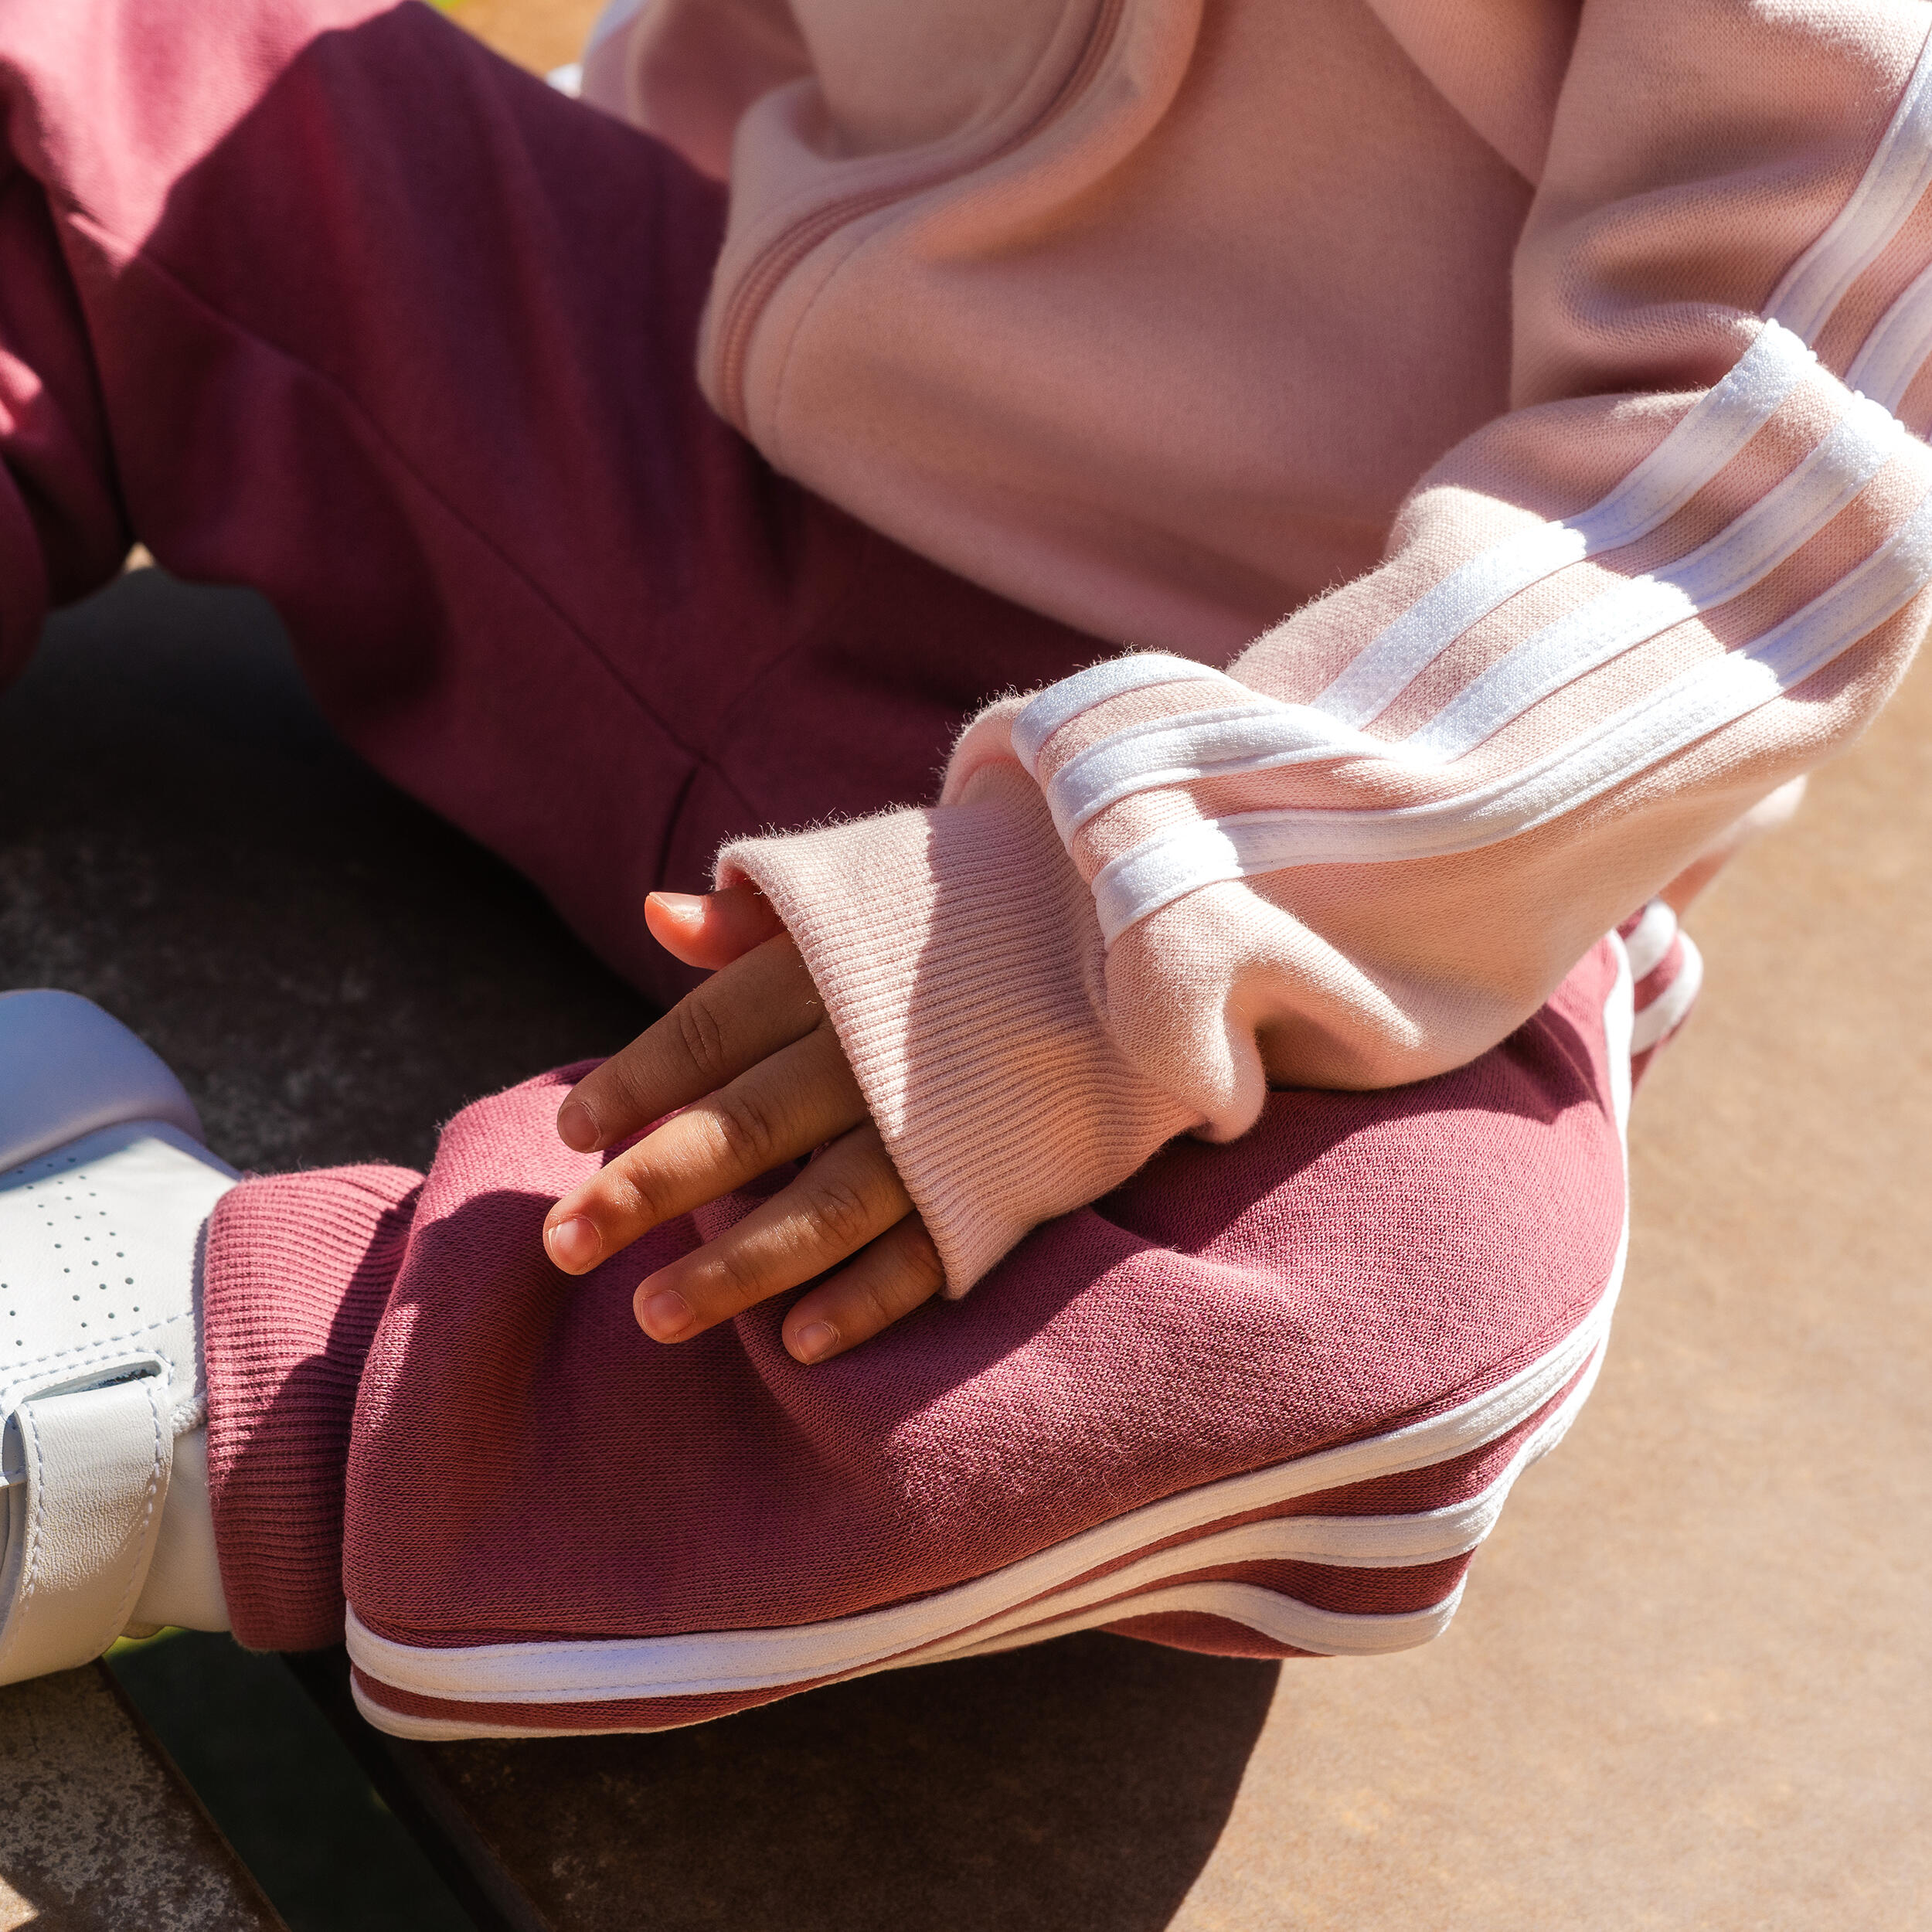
[647,891,707,920]
[546,1216,600,1270]
[641,1287,693,1341]
[556,1098,600,1152]
[791,1321,836,1364]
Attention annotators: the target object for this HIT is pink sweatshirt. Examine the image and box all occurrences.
[581,0,1932,1292]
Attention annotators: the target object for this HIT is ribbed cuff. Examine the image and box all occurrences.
[719,763,1198,1293]
[202,1167,422,1651]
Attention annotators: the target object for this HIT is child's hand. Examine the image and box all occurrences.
[540,886,943,1363]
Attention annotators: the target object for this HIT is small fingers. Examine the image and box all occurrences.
[645,884,787,971]
[556,934,821,1155]
[545,1022,866,1273]
[631,1123,917,1342]
[783,1214,945,1363]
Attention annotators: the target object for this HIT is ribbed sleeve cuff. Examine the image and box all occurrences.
[202,1167,422,1651]
[719,764,1199,1293]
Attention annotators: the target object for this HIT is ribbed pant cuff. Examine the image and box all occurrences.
[202,1166,422,1651]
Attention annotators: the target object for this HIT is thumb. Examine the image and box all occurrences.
[645,883,787,971]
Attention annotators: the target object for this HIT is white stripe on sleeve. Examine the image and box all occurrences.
[1313,321,1817,729]
[1407,392,1905,759]
[1088,486,1932,939]
[1012,653,1233,775]
[1845,256,1932,410]
[1767,25,1932,344]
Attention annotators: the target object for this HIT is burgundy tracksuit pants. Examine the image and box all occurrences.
[0,0,1634,1735]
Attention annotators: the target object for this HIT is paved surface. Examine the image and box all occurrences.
[410,1631,1277,1932]
[0,1666,283,1932]
[444,0,602,78]
[0,569,651,1176]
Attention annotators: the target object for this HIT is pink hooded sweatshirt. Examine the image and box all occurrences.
[578,0,1932,1291]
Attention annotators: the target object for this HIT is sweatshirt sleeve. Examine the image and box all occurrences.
[723,0,1932,1294]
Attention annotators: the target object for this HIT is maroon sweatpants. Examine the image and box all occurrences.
[0,0,1635,1734]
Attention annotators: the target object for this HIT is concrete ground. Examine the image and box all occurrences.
[442,0,604,77]
[0,4,1925,1923]
[0,1668,281,1932]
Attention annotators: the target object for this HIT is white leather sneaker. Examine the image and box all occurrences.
[0,992,236,1684]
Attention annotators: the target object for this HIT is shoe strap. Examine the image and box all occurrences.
[0,1372,174,1685]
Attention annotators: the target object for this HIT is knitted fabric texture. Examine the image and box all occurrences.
[202,1168,421,1651]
